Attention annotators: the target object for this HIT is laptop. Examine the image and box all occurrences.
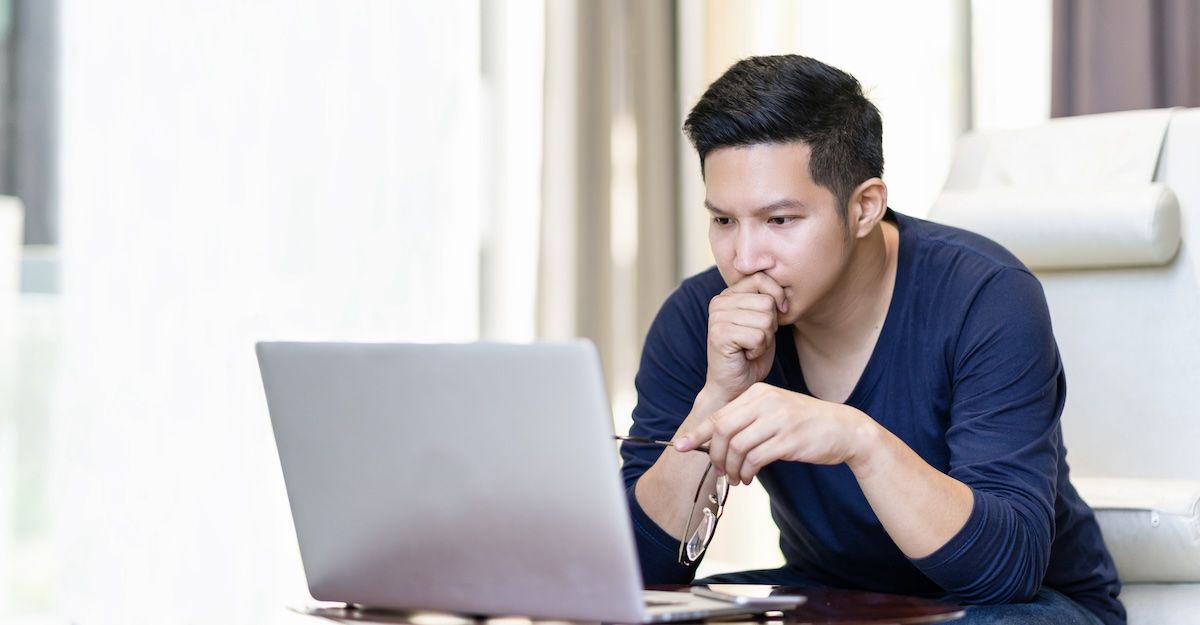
[256,340,804,623]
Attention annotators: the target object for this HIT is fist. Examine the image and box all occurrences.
[705,272,788,402]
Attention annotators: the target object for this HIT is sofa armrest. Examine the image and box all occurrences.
[1073,477,1200,583]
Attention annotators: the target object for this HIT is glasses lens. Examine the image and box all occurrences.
[679,464,727,565]
[714,473,729,508]
[685,508,716,561]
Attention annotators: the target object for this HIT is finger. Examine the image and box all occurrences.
[709,315,777,358]
[702,396,760,475]
[739,436,790,485]
[709,307,777,334]
[709,323,772,359]
[709,291,777,316]
[728,273,787,313]
[674,417,715,452]
[720,388,776,484]
[722,420,777,486]
[705,414,730,476]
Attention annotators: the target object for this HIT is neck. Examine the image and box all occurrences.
[793,219,899,357]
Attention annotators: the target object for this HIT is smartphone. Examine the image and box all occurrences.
[690,584,807,607]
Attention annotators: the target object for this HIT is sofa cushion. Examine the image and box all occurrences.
[1073,478,1200,583]
[929,185,1181,271]
[1118,583,1200,625]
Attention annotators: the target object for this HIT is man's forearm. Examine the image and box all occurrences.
[846,412,974,559]
[634,386,730,539]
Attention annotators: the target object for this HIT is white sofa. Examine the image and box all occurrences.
[930,108,1200,625]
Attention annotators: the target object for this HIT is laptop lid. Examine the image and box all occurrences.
[256,340,648,622]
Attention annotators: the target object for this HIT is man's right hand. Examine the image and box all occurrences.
[634,272,789,540]
[704,272,788,403]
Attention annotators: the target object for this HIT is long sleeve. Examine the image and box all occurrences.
[910,267,1064,603]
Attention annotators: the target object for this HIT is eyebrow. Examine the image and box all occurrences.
[704,198,806,215]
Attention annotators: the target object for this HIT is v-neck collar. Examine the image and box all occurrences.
[776,209,911,407]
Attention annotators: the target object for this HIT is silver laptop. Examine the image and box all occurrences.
[256,340,803,623]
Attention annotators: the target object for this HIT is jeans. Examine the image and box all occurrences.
[955,588,1103,625]
[696,569,1103,625]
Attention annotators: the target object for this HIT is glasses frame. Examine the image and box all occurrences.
[677,461,729,566]
[613,434,729,566]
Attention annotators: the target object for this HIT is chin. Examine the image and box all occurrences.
[777,306,800,328]
[780,292,813,325]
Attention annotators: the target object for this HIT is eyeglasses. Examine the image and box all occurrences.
[614,435,730,567]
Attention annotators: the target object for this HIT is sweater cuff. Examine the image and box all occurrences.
[910,488,990,596]
[626,484,698,584]
[908,488,1039,604]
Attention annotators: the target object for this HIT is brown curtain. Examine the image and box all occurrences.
[539,0,680,402]
[1052,0,1200,117]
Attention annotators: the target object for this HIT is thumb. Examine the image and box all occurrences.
[675,418,716,452]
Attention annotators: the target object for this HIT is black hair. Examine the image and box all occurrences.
[683,55,884,218]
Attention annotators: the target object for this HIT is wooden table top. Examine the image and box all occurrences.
[294,585,964,625]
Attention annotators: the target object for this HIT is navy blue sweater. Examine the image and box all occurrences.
[620,210,1124,625]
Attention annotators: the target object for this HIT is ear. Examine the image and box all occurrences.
[846,177,888,239]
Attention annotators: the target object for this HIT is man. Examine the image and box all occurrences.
[620,55,1123,625]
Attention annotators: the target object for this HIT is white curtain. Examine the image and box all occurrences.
[49,1,487,623]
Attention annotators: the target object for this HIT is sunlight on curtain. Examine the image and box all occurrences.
[48,1,482,623]
[972,0,1052,130]
[480,1,544,342]
[787,0,971,220]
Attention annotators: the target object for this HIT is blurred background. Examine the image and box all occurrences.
[0,1,1196,623]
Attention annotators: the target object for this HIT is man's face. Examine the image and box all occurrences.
[704,142,851,325]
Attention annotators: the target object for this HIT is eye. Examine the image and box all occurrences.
[712,216,732,226]
[767,216,796,225]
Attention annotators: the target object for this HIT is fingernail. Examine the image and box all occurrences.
[674,438,689,451]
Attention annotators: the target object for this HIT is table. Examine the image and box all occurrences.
[293,585,965,625]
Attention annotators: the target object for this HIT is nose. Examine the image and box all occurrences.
[731,227,773,276]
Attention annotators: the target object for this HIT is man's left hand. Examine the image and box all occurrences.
[674,382,878,485]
